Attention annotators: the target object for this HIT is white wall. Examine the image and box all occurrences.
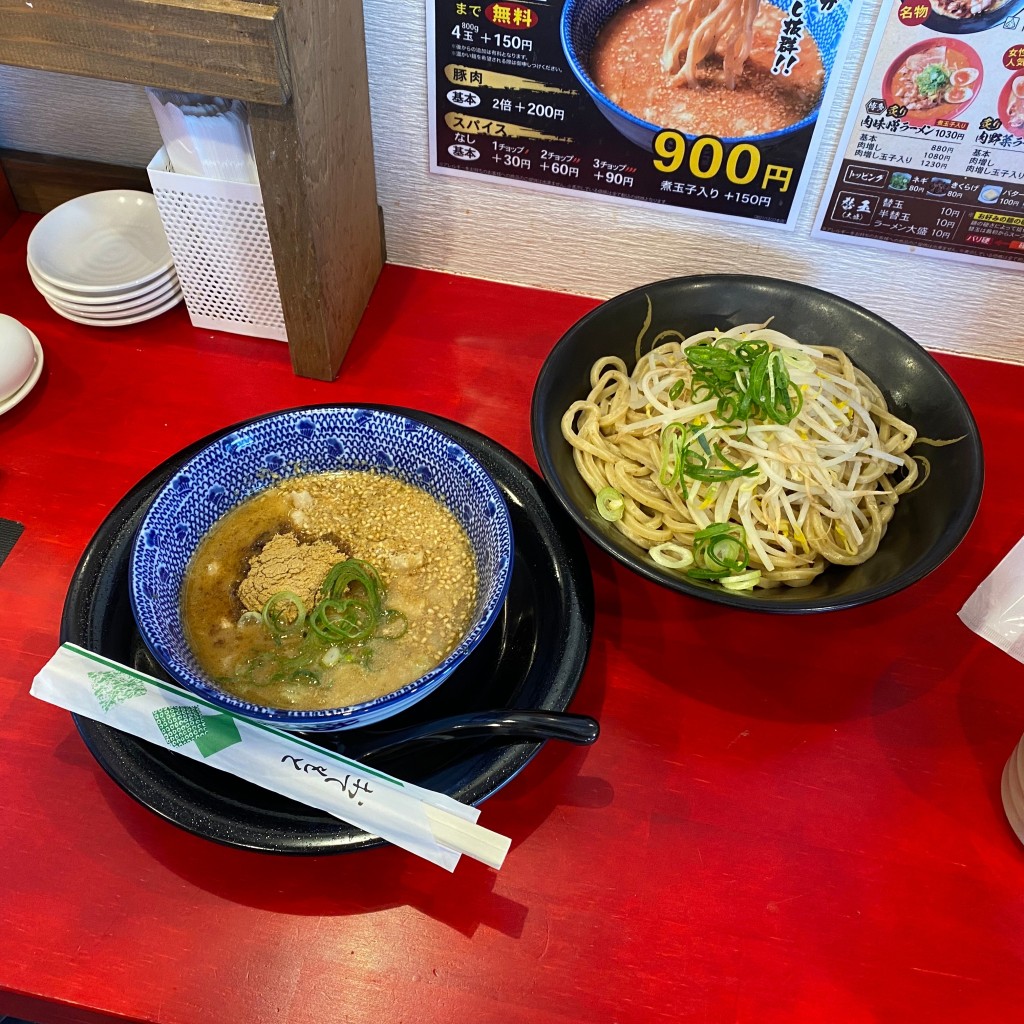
[1,0,1019,363]
[0,66,162,166]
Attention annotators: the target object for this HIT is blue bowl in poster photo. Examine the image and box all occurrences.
[128,405,514,733]
[560,0,847,152]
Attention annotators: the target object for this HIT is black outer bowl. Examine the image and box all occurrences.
[530,275,984,614]
[60,409,596,854]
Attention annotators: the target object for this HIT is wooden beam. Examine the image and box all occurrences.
[0,0,290,104]
[0,149,152,214]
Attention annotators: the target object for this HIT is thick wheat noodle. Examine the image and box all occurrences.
[560,316,920,589]
[661,0,761,88]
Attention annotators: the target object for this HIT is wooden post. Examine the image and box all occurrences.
[248,0,384,381]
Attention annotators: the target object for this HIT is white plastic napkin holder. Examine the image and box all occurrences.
[147,148,287,342]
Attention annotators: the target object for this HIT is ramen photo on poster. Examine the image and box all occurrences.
[575,0,830,147]
[923,0,1024,31]
[881,37,983,125]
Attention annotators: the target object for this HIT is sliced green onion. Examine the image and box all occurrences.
[694,522,739,537]
[321,558,383,614]
[650,542,694,570]
[687,342,742,375]
[735,339,769,362]
[720,570,762,591]
[379,608,409,639]
[690,521,751,580]
[659,424,686,487]
[686,566,732,580]
[782,348,816,373]
[310,597,375,644]
[255,557,408,670]
[596,486,625,522]
[716,394,738,421]
[346,648,373,667]
[705,535,747,570]
[680,440,757,483]
[685,336,803,428]
[262,592,306,635]
[686,464,757,483]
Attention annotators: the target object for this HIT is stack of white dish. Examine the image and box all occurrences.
[27,191,182,326]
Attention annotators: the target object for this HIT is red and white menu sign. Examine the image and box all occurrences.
[813,0,1024,266]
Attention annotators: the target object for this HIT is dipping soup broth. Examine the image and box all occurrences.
[181,470,479,711]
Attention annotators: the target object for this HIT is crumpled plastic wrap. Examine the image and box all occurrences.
[958,534,1024,664]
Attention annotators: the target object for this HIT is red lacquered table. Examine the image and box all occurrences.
[3,210,1024,1024]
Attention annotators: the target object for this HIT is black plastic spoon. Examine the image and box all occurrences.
[313,709,600,762]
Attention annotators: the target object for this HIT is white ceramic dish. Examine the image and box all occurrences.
[44,291,183,327]
[27,190,174,293]
[34,273,181,315]
[47,288,184,319]
[46,288,183,322]
[0,314,38,400]
[1013,735,1024,794]
[0,328,44,416]
[28,262,178,307]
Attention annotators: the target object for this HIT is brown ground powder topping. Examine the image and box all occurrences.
[237,533,346,612]
[288,474,478,651]
[234,473,476,660]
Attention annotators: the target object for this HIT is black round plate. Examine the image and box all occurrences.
[530,275,984,614]
[61,408,595,854]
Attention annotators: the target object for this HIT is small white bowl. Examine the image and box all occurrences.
[0,314,38,401]
[0,328,43,416]
[27,190,174,293]
[27,263,177,302]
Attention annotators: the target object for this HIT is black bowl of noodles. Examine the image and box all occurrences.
[530,275,983,613]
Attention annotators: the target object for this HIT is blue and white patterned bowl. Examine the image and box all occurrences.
[128,406,514,732]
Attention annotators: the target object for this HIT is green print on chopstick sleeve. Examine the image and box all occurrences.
[152,705,242,757]
[89,669,147,711]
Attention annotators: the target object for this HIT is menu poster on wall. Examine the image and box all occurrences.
[813,0,1024,265]
[426,0,862,228]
